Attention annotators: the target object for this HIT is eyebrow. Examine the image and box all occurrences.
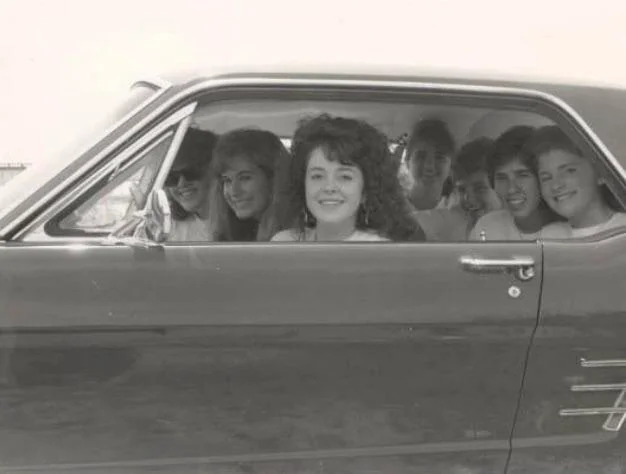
[222,169,254,176]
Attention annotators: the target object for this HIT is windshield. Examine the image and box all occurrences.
[0,84,161,227]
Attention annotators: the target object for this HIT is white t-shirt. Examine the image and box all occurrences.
[168,215,210,242]
[541,212,626,239]
[469,210,548,241]
[271,228,389,242]
[414,207,472,242]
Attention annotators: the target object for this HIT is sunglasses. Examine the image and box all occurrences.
[165,166,205,186]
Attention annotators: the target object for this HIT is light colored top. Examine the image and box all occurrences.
[541,212,626,239]
[469,210,547,241]
[271,228,389,242]
[414,206,472,242]
[168,215,210,242]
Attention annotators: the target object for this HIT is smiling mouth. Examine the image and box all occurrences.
[232,199,252,208]
[318,199,344,206]
[507,197,526,207]
[177,189,197,199]
[553,191,576,203]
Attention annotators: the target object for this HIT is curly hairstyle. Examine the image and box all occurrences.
[165,127,218,221]
[486,125,536,183]
[206,128,291,241]
[287,114,425,241]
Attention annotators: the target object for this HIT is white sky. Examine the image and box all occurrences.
[1,0,626,164]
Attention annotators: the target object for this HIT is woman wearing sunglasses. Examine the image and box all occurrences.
[162,127,218,241]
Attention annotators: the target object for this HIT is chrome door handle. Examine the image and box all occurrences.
[459,256,535,281]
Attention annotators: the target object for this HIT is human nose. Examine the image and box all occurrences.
[229,178,243,196]
[322,176,338,192]
[551,175,566,193]
[508,178,521,194]
[422,154,436,173]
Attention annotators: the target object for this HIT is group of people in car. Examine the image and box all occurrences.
[157,112,626,243]
[399,117,626,241]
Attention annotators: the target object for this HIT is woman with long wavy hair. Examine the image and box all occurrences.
[272,114,424,242]
[207,128,291,241]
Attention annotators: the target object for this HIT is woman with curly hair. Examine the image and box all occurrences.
[206,128,291,241]
[272,114,424,242]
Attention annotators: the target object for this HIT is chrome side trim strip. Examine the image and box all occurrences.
[571,383,626,392]
[603,390,626,431]
[559,407,626,416]
[561,379,626,431]
[4,74,624,238]
[581,358,626,368]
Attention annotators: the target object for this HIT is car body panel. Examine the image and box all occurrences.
[508,232,626,473]
[0,69,625,472]
[0,241,542,472]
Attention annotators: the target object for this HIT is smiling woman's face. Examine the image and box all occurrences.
[305,147,364,227]
[538,149,601,221]
[165,161,212,214]
[220,156,271,220]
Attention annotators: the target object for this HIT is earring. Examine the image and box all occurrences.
[304,208,315,227]
[360,204,370,227]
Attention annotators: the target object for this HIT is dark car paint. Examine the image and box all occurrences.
[508,232,626,473]
[0,72,625,472]
[0,241,541,472]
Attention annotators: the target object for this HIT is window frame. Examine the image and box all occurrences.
[43,133,176,238]
[19,103,197,242]
[17,77,626,244]
[164,83,626,246]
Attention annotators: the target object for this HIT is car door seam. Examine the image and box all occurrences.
[503,240,544,473]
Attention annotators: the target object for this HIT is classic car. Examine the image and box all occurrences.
[0,68,626,473]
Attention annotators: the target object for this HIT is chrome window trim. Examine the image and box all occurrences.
[21,134,173,242]
[132,77,173,91]
[3,75,624,238]
[0,81,171,232]
[19,103,197,242]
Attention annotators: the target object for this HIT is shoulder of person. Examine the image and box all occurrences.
[351,230,390,241]
[271,228,301,241]
[476,210,513,228]
[469,210,514,241]
[540,221,572,239]
[610,212,626,226]
[414,207,470,241]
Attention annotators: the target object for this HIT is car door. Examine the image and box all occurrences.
[507,233,626,474]
[0,78,542,474]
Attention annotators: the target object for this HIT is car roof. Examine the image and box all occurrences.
[150,64,626,92]
[147,65,626,174]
